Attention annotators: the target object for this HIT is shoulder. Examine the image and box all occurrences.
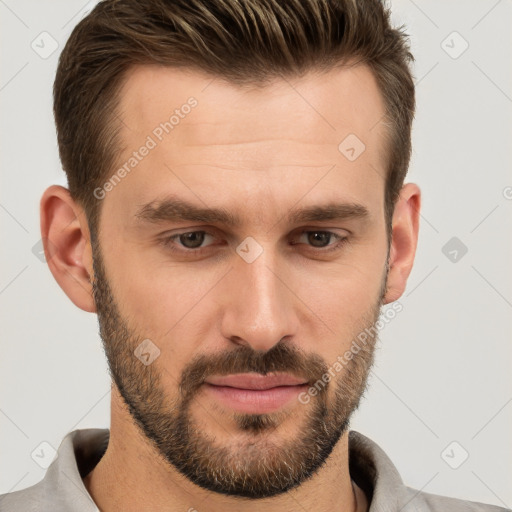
[0,481,42,512]
[0,428,108,512]
[401,485,511,512]
[348,430,510,512]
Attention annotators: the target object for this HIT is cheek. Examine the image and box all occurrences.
[300,261,383,358]
[110,257,220,368]
[111,243,207,325]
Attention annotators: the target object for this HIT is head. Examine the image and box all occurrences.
[42,0,420,500]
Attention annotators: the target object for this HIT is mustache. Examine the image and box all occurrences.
[179,340,328,403]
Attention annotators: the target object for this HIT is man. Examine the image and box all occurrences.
[0,0,507,511]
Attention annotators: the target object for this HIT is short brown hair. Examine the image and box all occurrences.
[53,0,415,243]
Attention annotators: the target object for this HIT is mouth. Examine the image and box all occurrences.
[203,373,310,414]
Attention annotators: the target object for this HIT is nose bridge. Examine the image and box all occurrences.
[220,241,297,351]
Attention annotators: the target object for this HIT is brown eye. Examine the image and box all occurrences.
[160,230,216,253]
[178,231,207,249]
[306,231,332,248]
[294,230,348,252]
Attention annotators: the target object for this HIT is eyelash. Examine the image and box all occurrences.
[159,230,349,255]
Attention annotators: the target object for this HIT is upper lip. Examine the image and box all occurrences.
[204,373,308,390]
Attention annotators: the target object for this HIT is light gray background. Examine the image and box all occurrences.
[1,0,511,507]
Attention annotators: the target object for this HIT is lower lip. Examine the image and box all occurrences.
[203,383,309,414]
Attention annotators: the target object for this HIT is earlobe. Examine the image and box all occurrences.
[382,183,421,305]
[40,185,97,313]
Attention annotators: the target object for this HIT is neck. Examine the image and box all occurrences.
[83,394,368,512]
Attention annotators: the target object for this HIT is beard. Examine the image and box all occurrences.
[90,237,388,499]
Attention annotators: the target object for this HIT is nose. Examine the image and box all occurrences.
[220,245,299,352]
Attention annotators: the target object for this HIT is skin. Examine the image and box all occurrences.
[41,63,420,512]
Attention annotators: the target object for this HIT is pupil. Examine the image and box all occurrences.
[181,232,204,249]
[309,232,329,247]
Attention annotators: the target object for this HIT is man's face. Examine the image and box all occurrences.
[91,64,391,498]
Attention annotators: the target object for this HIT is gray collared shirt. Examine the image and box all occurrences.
[0,428,509,511]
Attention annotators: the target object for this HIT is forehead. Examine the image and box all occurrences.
[118,63,387,145]
[107,63,389,225]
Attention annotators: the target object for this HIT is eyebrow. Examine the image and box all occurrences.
[134,195,370,227]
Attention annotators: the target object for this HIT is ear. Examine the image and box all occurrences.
[40,185,96,313]
[382,182,421,304]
